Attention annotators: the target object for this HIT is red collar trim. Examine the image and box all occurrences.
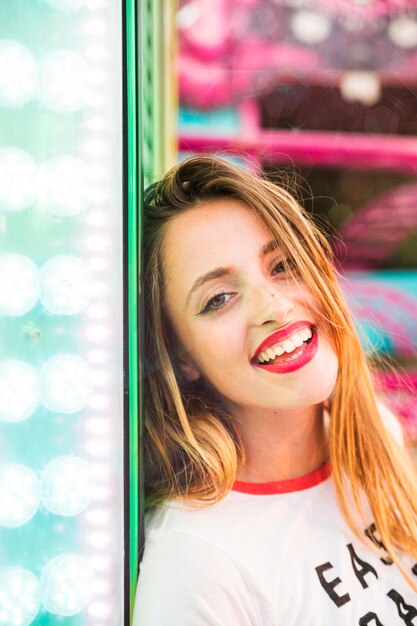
[231,460,331,495]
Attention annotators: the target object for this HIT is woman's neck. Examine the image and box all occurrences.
[233,402,328,483]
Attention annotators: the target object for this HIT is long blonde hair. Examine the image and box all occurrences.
[141,155,417,589]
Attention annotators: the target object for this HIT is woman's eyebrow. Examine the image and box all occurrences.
[261,239,281,257]
[186,239,281,306]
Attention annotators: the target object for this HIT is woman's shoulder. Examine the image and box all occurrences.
[144,491,237,540]
[137,495,267,625]
[134,521,264,626]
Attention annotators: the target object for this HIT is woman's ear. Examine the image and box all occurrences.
[175,353,201,383]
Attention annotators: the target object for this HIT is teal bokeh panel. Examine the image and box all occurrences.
[0,2,105,625]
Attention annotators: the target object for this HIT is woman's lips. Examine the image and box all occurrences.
[252,326,319,374]
[251,320,315,361]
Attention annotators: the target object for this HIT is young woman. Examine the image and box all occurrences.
[133,155,417,625]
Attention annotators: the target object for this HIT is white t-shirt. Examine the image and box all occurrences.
[133,408,415,625]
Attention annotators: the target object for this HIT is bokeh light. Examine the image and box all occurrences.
[41,455,92,516]
[290,10,331,45]
[388,16,417,49]
[0,40,37,107]
[0,254,39,316]
[0,148,37,212]
[0,465,40,527]
[40,554,93,616]
[0,567,40,626]
[45,0,85,10]
[40,255,92,315]
[40,355,92,413]
[38,156,94,217]
[0,360,39,422]
[38,50,90,112]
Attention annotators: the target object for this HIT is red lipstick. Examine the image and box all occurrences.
[252,320,315,361]
[251,321,319,375]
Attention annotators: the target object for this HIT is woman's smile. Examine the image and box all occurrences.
[251,322,319,375]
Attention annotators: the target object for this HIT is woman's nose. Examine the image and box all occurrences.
[249,283,294,326]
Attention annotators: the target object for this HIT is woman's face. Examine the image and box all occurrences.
[162,198,339,415]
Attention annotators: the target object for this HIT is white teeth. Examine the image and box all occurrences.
[282,339,296,353]
[255,326,315,363]
[292,334,303,348]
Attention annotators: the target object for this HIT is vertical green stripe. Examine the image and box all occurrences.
[125,0,141,620]
[125,0,176,620]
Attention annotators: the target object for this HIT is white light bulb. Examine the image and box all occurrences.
[0,41,37,107]
[40,554,93,616]
[83,439,112,459]
[85,324,112,343]
[0,360,39,422]
[41,455,92,516]
[89,554,111,574]
[40,256,92,315]
[89,369,111,389]
[45,0,84,10]
[291,10,331,45]
[90,462,111,482]
[87,599,112,620]
[340,71,381,106]
[0,148,37,212]
[85,417,111,436]
[84,506,111,527]
[85,234,111,252]
[84,209,110,226]
[88,257,110,273]
[0,465,40,527]
[388,16,417,48]
[86,530,112,549]
[39,50,90,113]
[41,355,92,413]
[84,0,106,8]
[0,568,40,626]
[38,156,94,217]
[82,18,108,37]
[83,45,109,63]
[83,91,106,108]
[177,2,201,29]
[0,254,39,316]
[80,138,109,159]
[85,304,110,320]
[87,394,110,411]
[90,482,112,501]
[91,577,112,594]
[86,349,109,365]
